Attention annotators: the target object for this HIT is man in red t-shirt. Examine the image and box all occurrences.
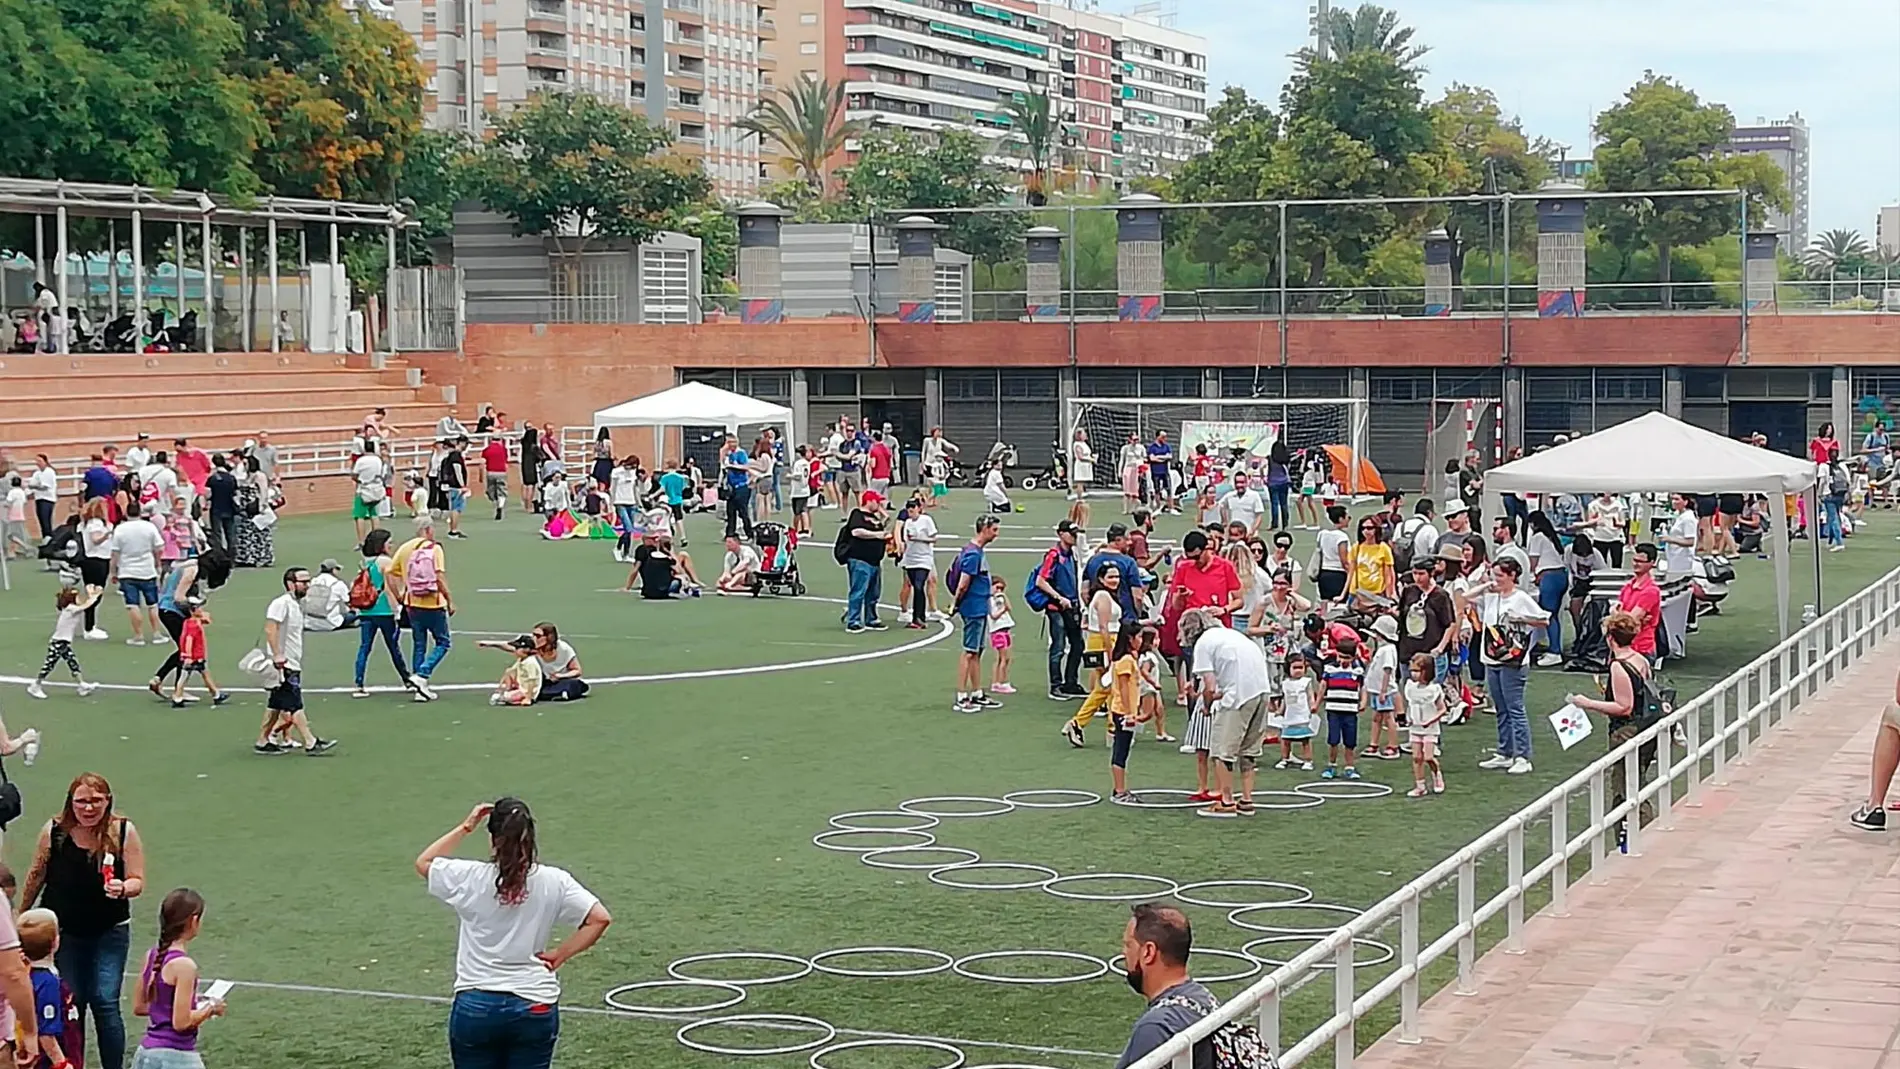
[867,433,895,497]
[1617,542,1663,662]
[480,436,511,520]
[1168,530,1242,625]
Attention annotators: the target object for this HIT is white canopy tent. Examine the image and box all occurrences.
[1485,411,1818,638]
[592,382,794,464]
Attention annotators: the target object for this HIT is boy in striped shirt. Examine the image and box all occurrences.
[1321,635,1366,780]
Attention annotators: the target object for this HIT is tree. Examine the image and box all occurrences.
[1804,228,1873,277]
[1298,3,1429,70]
[842,128,1023,266]
[736,74,859,196]
[463,92,712,268]
[1003,91,1056,205]
[1171,87,1282,289]
[1432,84,1551,303]
[1591,73,1788,308]
[227,0,425,201]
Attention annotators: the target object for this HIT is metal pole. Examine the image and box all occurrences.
[174,221,186,327]
[33,214,44,285]
[267,215,280,353]
[132,209,144,346]
[201,215,214,353]
[1738,193,1750,363]
[238,227,250,351]
[386,225,398,352]
[1066,203,1077,365]
[55,205,69,355]
[107,224,118,321]
[1276,200,1288,365]
[1501,194,1512,364]
[328,218,340,353]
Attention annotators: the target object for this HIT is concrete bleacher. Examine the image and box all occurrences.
[0,351,460,514]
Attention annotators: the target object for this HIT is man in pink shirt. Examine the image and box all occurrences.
[173,437,213,496]
[1168,530,1242,625]
[1617,542,1663,663]
[867,432,895,497]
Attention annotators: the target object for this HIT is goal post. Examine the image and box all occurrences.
[1063,396,1374,495]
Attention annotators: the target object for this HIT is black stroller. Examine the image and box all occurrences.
[750,522,805,597]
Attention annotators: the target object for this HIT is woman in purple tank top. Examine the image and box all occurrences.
[129,890,224,1069]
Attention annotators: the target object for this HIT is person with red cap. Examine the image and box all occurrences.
[839,490,891,633]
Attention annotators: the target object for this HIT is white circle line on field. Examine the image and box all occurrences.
[0,597,952,696]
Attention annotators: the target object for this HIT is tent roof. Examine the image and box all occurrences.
[1486,411,1818,495]
[592,382,792,429]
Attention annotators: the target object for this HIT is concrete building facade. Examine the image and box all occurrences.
[1723,115,1811,256]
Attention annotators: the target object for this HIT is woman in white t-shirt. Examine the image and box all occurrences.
[1470,558,1549,775]
[78,497,114,640]
[418,798,611,1069]
[1584,491,1627,568]
[1068,428,1096,502]
[1313,508,1350,602]
[1524,510,1568,667]
[897,500,940,627]
[788,447,815,537]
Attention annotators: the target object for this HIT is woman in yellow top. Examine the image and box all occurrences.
[1106,622,1147,803]
[1061,564,1126,747]
[1345,515,1395,613]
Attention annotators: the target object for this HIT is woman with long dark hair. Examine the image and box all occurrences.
[1266,439,1292,532]
[1524,510,1568,665]
[353,529,429,700]
[590,428,615,491]
[146,549,233,700]
[131,888,225,1068]
[519,424,543,514]
[229,455,273,568]
[418,798,611,1069]
[78,495,115,639]
[21,772,148,1069]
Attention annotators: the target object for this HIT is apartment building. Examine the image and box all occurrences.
[1722,114,1811,256]
[392,0,776,198]
[1042,3,1208,182]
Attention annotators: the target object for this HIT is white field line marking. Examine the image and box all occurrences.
[475,587,518,593]
[0,598,951,696]
[220,976,1118,1060]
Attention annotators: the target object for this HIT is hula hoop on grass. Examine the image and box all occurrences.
[951,950,1110,986]
[897,796,1016,818]
[811,829,935,853]
[603,979,748,1015]
[1241,934,1396,969]
[1041,873,1180,902]
[926,863,1059,891]
[859,846,982,871]
[828,810,941,832]
[999,789,1101,809]
[1172,880,1315,910]
[666,952,814,987]
[809,1038,966,1069]
[1226,902,1364,935]
[807,947,956,979]
[675,1014,837,1057]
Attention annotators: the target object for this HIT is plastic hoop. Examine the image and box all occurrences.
[811,829,936,854]
[1247,790,1327,811]
[810,1038,966,1069]
[667,952,815,986]
[1109,788,1206,810]
[1290,781,1395,800]
[926,863,1059,891]
[807,947,956,979]
[603,979,748,1015]
[999,789,1101,810]
[1241,935,1396,970]
[951,950,1110,985]
[1042,873,1181,902]
[675,1014,838,1057]
[1172,880,1315,910]
[859,846,982,871]
[963,1065,1067,1069]
[1226,902,1365,935]
[828,810,941,832]
[1107,948,1261,985]
[897,796,1016,818]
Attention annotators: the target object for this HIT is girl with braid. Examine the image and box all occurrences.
[417,798,613,1068]
[131,888,224,1068]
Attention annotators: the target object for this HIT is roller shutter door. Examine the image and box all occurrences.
[1369,404,1431,486]
[807,401,862,440]
[1000,371,1061,467]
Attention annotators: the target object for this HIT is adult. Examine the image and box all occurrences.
[1119,434,1146,513]
[839,491,890,633]
[1168,530,1243,624]
[949,515,1003,713]
[518,423,544,514]
[303,559,356,631]
[1115,904,1214,1069]
[897,498,940,628]
[1616,543,1663,665]
[1219,475,1266,539]
[109,501,166,647]
[1660,493,1698,583]
[205,454,239,554]
[1313,505,1351,602]
[142,550,232,699]
[416,799,611,1069]
[1525,510,1568,667]
[1821,448,1849,552]
[589,427,615,490]
[253,430,280,483]
[1393,498,1439,573]
[610,456,644,562]
[1265,440,1293,531]
[432,439,471,541]
[834,426,865,507]
[1248,566,1312,666]
[1128,509,1164,579]
[352,445,389,543]
[393,513,456,688]
[1062,560,1128,746]
[1436,500,1477,562]
[722,435,755,541]
[231,455,275,568]
[1457,452,1485,528]
[82,452,119,509]
[866,431,895,498]
[20,772,147,1069]
[78,496,115,640]
[1035,521,1086,700]
[172,439,212,501]
[474,405,499,434]
[124,433,153,473]
[1808,420,1841,466]
[1259,529,1303,593]
[920,428,959,490]
[480,434,511,522]
[1849,667,1900,830]
[1066,428,1096,502]
[0,885,38,1064]
[1396,558,1458,681]
[749,435,779,519]
[353,529,429,700]
[1583,491,1626,568]
[1084,524,1149,624]
[483,624,589,702]
[627,533,701,599]
[1470,558,1547,775]
[27,453,59,542]
[362,406,397,447]
[715,535,763,594]
[1862,421,1891,479]
[258,566,338,755]
[1147,431,1177,514]
[1566,611,1661,845]
[1181,608,1273,818]
[1345,514,1395,612]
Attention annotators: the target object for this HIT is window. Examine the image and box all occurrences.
[817,373,859,398]
[799,41,817,54]
[630,12,645,30]
[800,10,816,21]
[483,74,499,94]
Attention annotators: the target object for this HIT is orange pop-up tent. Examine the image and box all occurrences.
[1322,445,1385,496]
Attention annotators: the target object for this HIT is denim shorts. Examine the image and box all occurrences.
[132,1048,206,1069]
[959,612,988,653]
[120,577,160,606]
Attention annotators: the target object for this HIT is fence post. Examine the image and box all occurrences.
[1623,747,1644,857]
[1505,823,1525,953]
[1398,891,1421,1043]
[1455,858,1477,995]
[1712,685,1729,785]
[1549,793,1569,916]
[1588,770,1606,883]
[1685,689,1703,800]
[1656,721,1674,831]
[1259,987,1282,1064]
[1335,939,1356,1069]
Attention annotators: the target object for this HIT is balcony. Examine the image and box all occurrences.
[526,0,567,32]
[677,122,707,141]
[525,48,569,70]
[527,67,568,86]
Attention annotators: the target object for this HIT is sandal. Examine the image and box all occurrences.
[1380,747,1400,760]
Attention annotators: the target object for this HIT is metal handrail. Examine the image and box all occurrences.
[1129,562,1900,1069]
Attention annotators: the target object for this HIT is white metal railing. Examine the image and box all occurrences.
[1132,563,1900,1069]
[37,434,523,500]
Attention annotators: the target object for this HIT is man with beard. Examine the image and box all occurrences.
[1115,904,1214,1069]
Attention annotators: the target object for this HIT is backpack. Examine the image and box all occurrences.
[37,522,78,563]
[1151,993,1280,1069]
[349,562,383,611]
[833,518,853,565]
[1390,516,1428,574]
[1022,548,1063,612]
[407,542,440,596]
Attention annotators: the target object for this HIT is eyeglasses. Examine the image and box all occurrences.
[72,796,109,808]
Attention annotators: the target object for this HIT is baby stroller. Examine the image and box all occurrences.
[1019,444,1068,493]
[750,522,806,597]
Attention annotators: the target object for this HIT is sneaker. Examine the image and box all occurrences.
[953,697,979,713]
[252,741,284,755]
[1048,689,1070,702]
[1061,722,1085,748]
[1178,743,1197,754]
[845,625,866,634]
[150,633,171,645]
[125,637,145,647]
[865,620,889,631]
[1849,804,1887,831]
[1196,803,1239,819]
[1300,760,1314,771]
[25,683,46,700]
[1273,758,1292,770]
[305,738,339,755]
[1186,790,1219,803]
[76,682,98,697]
[1407,785,1429,798]
[1235,799,1257,816]
[411,677,439,702]
[1111,790,1137,804]
[990,683,1016,695]
[170,699,188,709]
[905,621,927,630]
[1321,766,1337,779]
[1344,767,1362,780]
[1535,652,1564,668]
[414,691,432,703]
[1433,775,1445,794]
[1061,683,1091,698]
[489,692,506,706]
[1479,754,1514,770]
[83,628,108,641]
[353,688,371,699]
[178,694,200,704]
[1156,733,1176,742]
[1507,758,1533,775]
[211,693,230,706]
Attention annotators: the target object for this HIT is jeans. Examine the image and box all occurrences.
[448,990,560,1069]
[34,498,55,540]
[57,922,129,1069]
[845,559,882,628]
[615,504,641,553]
[355,614,411,687]
[725,485,754,540]
[1268,484,1290,529]
[1487,664,1531,760]
[209,511,237,554]
[409,606,453,678]
[1822,494,1845,547]
[905,567,932,624]
[1535,569,1568,654]
[1503,494,1529,529]
[1047,607,1083,690]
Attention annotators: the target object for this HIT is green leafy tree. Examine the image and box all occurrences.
[393,127,473,263]
[1170,87,1282,291]
[1590,73,1788,307]
[674,204,739,294]
[1298,2,1429,70]
[736,74,859,196]
[1002,91,1056,205]
[843,127,1023,266]
[1804,228,1873,278]
[1431,84,1551,304]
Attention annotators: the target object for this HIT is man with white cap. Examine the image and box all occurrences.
[1179,607,1273,818]
[1436,500,1475,561]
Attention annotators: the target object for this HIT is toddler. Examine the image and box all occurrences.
[1404,653,1447,796]
[987,577,1015,695]
[490,635,545,706]
[982,459,1010,513]
[2,475,26,560]
[19,908,79,1069]
[1136,626,1170,742]
[1365,621,1401,759]
[1273,654,1318,770]
[405,472,428,516]
[27,587,100,700]
[170,603,230,709]
[1321,634,1365,780]
[1106,624,1149,803]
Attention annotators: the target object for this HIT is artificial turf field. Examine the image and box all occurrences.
[0,491,1886,1068]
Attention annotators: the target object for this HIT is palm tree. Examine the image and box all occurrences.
[1302,3,1429,70]
[1004,91,1055,205]
[1804,228,1872,277]
[735,75,861,195]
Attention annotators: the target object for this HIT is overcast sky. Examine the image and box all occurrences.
[1167,0,1900,240]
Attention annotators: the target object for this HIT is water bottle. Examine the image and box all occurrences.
[21,740,37,767]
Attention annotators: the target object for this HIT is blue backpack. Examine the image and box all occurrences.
[1022,547,1065,612]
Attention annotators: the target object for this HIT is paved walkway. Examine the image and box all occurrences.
[1356,643,1900,1069]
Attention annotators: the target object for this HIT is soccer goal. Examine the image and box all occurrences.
[1064,396,1373,494]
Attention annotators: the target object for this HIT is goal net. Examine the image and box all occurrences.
[1065,397,1373,494]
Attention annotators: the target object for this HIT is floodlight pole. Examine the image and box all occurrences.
[131,208,144,343]
[55,202,69,355]
[1500,194,1512,364]
[267,213,280,354]
[1276,201,1288,366]
[1737,192,1750,364]
[202,215,215,353]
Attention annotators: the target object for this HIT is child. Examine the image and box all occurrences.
[1319,476,1340,513]
[489,635,545,706]
[1136,626,1171,742]
[132,889,224,1063]
[27,587,100,700]
[790,446,814,536]
[1365,618,1401,759]
[3,475,27,560]
[988,576,1015,695]
[0,865,11,1066]
[1404,652,1447,796]
[1320,634,1365,779]
[1106,623,1147,803]
[982,459,1010,513]
[1273,653,1318,770]
[18,908,78,1069]
[170,602,230,709]
[1296,453,1321,529]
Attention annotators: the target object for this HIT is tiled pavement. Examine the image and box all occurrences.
[1353,644,1900,1069]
